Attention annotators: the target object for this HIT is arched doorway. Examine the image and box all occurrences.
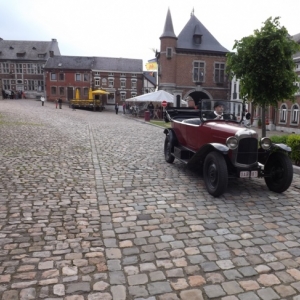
[184,90,211,106]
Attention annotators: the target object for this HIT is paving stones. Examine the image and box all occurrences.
[1,100,300,299]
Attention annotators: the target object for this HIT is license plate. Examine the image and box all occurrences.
[240,171,258,178]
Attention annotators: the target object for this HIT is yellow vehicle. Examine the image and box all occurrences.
[70,88,109,111]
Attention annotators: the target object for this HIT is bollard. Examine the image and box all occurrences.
[144,110,150,122]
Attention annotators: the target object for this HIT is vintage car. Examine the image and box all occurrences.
[163,99,293,197]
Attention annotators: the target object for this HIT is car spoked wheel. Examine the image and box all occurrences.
[264,152,293,193]
[164,135,175,163]
[203,151,228,197]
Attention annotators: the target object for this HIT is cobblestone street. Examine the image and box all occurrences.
[1,99,300,300]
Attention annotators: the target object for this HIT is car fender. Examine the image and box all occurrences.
[272,143,291,153]
[163,128,178,146]
[187,143,229,167]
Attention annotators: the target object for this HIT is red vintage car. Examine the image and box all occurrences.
[163,99,293,197]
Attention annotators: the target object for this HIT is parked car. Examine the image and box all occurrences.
[163,99,293,197]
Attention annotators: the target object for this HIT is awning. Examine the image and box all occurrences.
[91,89,110,95]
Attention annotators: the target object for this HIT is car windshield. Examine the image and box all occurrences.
[200,99,244,122]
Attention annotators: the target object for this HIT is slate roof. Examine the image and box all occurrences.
[0,39,60,60]
[160,8,177,39]
[143,72,157,86]
[93,57,143,73]
[44,56,94,69]
[44,56,143,73]
[176,14,229,54]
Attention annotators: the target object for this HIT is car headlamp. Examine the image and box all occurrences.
[226,137,238,150]
[260,137,272,150]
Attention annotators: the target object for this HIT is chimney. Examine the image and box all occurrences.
[52,38,57,42]
[49,50,54,57]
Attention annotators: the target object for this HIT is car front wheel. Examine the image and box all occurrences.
[203,151,228,197]
[264,152,293,193]
[164,135,175,163]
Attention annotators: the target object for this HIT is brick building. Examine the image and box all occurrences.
[156,9,230,106]
[44,55,144,105]
[0,38,60,99]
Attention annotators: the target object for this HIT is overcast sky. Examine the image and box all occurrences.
[1,0,299,69]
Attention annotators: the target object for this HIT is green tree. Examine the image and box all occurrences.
[226,17,300,137]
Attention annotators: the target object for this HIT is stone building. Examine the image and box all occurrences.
[156,9,230,106]
[0,38,60,99]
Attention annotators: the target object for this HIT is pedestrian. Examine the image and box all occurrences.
[123,102,126,114]
[55,99,58,109]
[147,101,154,119]
[115,102,119,114]
[41,96,45,106]
[58,98,62,109]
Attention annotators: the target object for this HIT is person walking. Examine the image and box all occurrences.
[55,99,58,109]
[122,102,126,114]
[115,103,119,114]
[58,98,62,109]
[41,96,45,106]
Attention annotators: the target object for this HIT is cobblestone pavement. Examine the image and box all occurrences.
[1,99,300,300]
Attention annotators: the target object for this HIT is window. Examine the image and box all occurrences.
[36,64,43,74]
[51,86,57,95]
[131,80,137,89]
[279,104,287,123]
[120,92,126,101]
[291,104,299,124]
[108,78,114,87]
[193,61,205,82]
[95,77,100,86]
[214,63,225,83]
[59,87,65,96]
[131,92,137,98]
[108,72,114,76]
[83,74,89,81]
[120,79,126,89]
[102,78,107,85]
[16,63,23,74]
[166,47,172,58]
[75,74,81,81]
[51,73,57,80]
[27,64,35,74]
[94,72,100,75]
[0,63,9,73]
[59,73,64,81]
[83,88,88,96]
[121,73,126,77]
[28,80,35,91]
[3,79,10,89]
[37,80,44,91]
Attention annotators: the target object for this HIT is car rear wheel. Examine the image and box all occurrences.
[264,152,293,193]
[164,135,175,163]
[203,151,228,197]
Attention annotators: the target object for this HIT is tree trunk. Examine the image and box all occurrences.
[261,104,266,138]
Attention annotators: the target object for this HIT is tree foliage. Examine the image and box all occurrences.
[227,17,300,107]
[226,17,300,137]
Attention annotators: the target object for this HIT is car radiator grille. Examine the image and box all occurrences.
[236,138,258,164]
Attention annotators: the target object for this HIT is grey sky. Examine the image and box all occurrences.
[1,0,299,69]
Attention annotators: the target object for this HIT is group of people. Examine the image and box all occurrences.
[40,97,63,109]
[2,89,26,99]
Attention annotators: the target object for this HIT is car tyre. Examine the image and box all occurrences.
[164,135,175,163]
[203,151,228,197]
[264,152,293,193]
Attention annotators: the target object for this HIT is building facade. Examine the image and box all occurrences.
[156,9,230,106]
[0,38,60,99]
[44,55,144,105]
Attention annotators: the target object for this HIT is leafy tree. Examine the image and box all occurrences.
[226,17,300,137]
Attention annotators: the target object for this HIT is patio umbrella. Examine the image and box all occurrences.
[88,88,93,100]
[75,88,80,100]
[91,89,110,95]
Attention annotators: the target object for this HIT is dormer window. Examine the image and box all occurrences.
[9,46,14,50]
[193,35,202,44]
[16,52,26,57]
[32,47,36,50]
[193,24,202,45]
[38,53,46,58]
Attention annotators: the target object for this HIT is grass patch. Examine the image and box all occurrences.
[150,120,171,128]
